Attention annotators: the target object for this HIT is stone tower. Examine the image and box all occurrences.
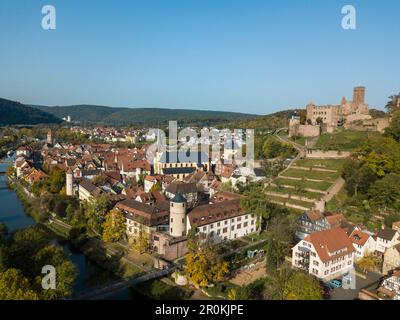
[169,193,187,237]
[47,129,53,145]
[353,86,365,105]
[66,168,74,196]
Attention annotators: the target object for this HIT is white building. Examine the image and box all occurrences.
[375,228,400,254]
[186,199,258,243]
[349,228,376,261]
[292,227,355,281]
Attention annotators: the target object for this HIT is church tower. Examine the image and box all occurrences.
[66,168,74,196]
[169,194,187,237]
[47,129,53,145]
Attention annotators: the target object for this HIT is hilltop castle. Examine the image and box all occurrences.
[289,86,390,137]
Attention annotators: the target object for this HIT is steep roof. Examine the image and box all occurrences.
[304,227,355,263]
[171,193,187,203]
[377,228,398,241]
[188,199,245,228]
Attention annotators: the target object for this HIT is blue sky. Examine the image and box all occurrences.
[0,0,399,115]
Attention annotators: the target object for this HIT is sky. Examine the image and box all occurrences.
[0,0,399,115]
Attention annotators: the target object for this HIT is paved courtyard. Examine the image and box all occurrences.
[329,271,382,300]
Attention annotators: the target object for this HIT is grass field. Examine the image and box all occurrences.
[293,158,347,170]
[274,177,331,191]
[266,186,322,200]
[314,130,379,151]
[282,168,340,181]
[266,195,314,209]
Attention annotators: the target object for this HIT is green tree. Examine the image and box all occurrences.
[385,110,400,142]
[84,193,110,235]
[32,246,77,299]
[368,173,400,209]
[385,93,400,114]
[283,271,323,300]
[0,268,39,300]
[266,216,295,272]
[102,209,126,242]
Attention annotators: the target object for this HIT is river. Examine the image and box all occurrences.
[0,160,134,299]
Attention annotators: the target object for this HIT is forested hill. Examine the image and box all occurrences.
[0,98,62,125]
[32,104,256,126]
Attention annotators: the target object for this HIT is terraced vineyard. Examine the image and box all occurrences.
[265,158,347,211]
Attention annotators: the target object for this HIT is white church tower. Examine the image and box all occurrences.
[66,168,74,196]
[169,194,187,237]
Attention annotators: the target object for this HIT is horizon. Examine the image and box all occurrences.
[0,0,399,114]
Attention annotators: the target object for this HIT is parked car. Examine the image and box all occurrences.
[328,279,342,289]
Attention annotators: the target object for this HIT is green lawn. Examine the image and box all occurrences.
[293,158,347,170]
[266,186,322,200]
[274,177,331,191]
[314,130,379,151]
[265,195,315,209]
[282,168,340,181]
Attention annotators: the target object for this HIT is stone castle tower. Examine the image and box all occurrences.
[353,86,365,105]
[66,168,74,196]
[169,194,187,237]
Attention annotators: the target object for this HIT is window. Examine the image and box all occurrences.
[237,223,242,229]
[203,226,206,231]
[182,218,184,223]
[223,227,227,233]
[170,228,173,233]
[171,218,173,223]
[231,226,235,231]
[217,222,221,227]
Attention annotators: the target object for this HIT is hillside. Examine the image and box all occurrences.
[224,109,302,130]
[32,104,256,126]
[0,98,62,125]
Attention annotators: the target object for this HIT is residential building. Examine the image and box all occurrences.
[375,228,400,254]
[292,227,355,281]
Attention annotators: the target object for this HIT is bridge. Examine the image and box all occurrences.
[74,266,176,300]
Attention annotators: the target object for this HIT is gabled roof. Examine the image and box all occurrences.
[165,181,198,194]
[159,151,208,164]
[349,229,371,247]
[377,228,399,241]
[303,227,355,263]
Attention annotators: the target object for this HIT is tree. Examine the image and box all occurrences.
[131,226,150,254]
[102,209,126,242]
[385,110,400,142]
[315,117,323,125]
[283,271,323,300]
[0,268,39,300]
[184,236,229,288]
[266,216,295,272]
[32,246,77,299]
[84,193,110,235]
[358,254,381,273]
[385,93,400,114]
[150,181,162,192]
[368,173,400,209]
[265,265,322,300]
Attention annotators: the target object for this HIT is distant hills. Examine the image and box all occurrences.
[0,98,62,125]
[31,104,256,126]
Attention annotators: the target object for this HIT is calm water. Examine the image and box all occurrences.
[0,160,132,299]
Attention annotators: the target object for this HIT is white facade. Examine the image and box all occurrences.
[376,231,400,254]
[187,213,257,243]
